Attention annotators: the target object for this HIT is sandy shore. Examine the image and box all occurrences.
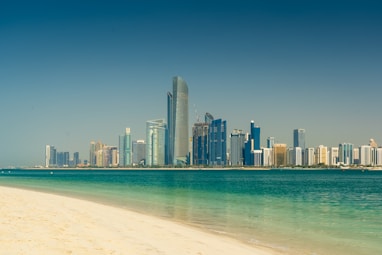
[0,186,278,255]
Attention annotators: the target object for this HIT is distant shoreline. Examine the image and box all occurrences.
[4,166,382,171]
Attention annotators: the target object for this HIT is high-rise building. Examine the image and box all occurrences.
[316,145,328,165]
[45,145,57,168]
[244,138,252,166]
[89,141,96,166]
[209,118,227,166]
[305,148,315,166]
[132,140,146,166]
[376,148,382,166]
[292,147,302,166]
[262,148,273,166]
[167,76,189,165]
[251,121,261,150]
[293,129,306,150]
[252,150,262,166]
[329,147,339,166]
[359,145,372,166]
[192,122,209,165]
[119,128,131,167]
[244,120,261,165]
[146,119,166,166]
[57,152,69,167]
[273,144,287,167]
[230,129,245,166]
[339,143,353,165]
[73,152,80,166]
[267,137,275,149]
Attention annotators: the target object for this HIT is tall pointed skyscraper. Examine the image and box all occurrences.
[167,76,189,165]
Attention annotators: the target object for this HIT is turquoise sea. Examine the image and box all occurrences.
[1,169,382,255]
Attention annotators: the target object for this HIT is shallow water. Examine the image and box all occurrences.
[1,169,381,254]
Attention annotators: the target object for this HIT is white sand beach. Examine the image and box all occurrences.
[0,186,278,255]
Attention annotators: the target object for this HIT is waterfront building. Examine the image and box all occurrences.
[119,128,131,167]
[377,148,382,166]
[244,121,261,165]
[369,140,378,166]
[57,152,69,167]
[267,137,275,149]
[273,144,287,167]
[305,148,316,166]
[101,146,118,167]
[208,118,227,166]
[315,145,328,165]
[45,145,57,168]
[353,148,360,165]
[96,149,103,167]
[339,143,353,165]
[244,138,252,166]
[359,145,372,166]
[146,119,166,166]
[252,150,262,166]
[89,141,96,166]
[192,122,209,165]
[132,140,146,166]
[251,121,261,150]
[262,148,273,166]
[329,147,339,166]
[293,129,306,165]
[293,129,306,150]
[293,147,303,166]
[230,129,245,166]
[167,76,189,165]
[287,147,293,165]
[73,152,80,166]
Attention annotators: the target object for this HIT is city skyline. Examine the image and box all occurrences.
[1,0,381,168]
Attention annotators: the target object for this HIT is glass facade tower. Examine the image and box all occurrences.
[119,128,131,167]
[167,76,189,165]
[208,118,227,166]
[192,122,209,165]
[230,129,245,166]
[293,129,306,150]
[146,119,166,166]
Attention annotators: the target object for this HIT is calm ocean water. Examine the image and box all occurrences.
[1,169,381,254]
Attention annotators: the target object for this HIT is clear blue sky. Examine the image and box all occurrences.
[1,0,381,167]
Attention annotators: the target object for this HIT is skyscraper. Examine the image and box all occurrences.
[339,143,353,165]
[267,137,275,149]
[146,119,166,166]
[273,144,287,167]
[208,118,227,166]
[73,152,80,166]
[359,145,372,166]
[244,120,261,165]
[192,122,209,165]
[316,145,328,165]
[167,76,189,165]
[119,128,131,167]
[251,121,261,150]
[45,145,57,168]
[293,129,306,165]
[293,129,306,150]
[132,140,146,166]
[230,129,245,166]
[89,141,96,166]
